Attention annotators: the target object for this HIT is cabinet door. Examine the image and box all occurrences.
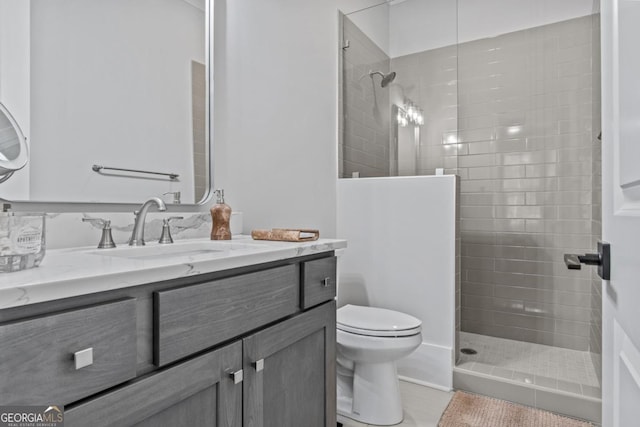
[243,301,336,427]
[65,341,242,427]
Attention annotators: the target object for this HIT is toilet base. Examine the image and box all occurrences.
[337,361,404,426]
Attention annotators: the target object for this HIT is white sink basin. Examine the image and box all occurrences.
[88,240,268,260]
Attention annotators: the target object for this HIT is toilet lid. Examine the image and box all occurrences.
[337,304,422,337]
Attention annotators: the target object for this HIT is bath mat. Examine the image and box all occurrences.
[438,391,592,427]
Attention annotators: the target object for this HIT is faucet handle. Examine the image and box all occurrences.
[158,217,184,244]
[82,218,116,249]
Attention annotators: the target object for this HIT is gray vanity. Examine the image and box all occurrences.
[0,237,345,427]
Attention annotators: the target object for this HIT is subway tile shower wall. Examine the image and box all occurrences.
[340,16,391,178]
[458,15,601,351]
[391,45,459,176]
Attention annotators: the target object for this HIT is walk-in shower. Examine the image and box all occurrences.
[339,0,602,422]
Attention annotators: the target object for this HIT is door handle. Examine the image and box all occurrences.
[564,241,610,280]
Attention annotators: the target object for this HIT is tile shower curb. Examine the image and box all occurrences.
[453,367,601,424]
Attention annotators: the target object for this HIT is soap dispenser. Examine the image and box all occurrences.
[210,189,232,240]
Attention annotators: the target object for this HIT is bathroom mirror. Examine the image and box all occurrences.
[0,102,28,184]
[0,0,210,205]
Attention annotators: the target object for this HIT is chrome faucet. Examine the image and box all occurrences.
[129,197,167,246]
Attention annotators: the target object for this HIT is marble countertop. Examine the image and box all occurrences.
[0,235,347,310]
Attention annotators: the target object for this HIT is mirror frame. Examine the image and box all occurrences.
[0,0,213,212]
[0,102,29,183]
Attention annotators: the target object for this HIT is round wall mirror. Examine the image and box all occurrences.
[0,102,28,183]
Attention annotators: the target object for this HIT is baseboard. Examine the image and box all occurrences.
[398,375,452,392]
[396,341,453,390]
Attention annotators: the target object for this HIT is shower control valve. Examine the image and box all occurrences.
[563,241,610,280]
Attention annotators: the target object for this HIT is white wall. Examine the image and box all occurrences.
[389,0,457,57]
[345,2,390,55]
[457,0,597,44]
[213,0,340,237]
[337,176,457,390]
[27,0,204,203]
[0,0,30,199]
[344,0,597,58]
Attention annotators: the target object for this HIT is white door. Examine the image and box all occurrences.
[601,1,640,426]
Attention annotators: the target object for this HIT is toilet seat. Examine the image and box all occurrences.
[337,304,422,337]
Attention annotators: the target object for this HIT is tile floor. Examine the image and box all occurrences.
[457,332,601,398]
[338,381,453,427]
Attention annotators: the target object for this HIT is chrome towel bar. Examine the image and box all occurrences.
[92,164,179,180]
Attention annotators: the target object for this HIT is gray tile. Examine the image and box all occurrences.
[453,370,536,406]
[456,13,600,347]
[494,312,555,333]
[461,282,494,296]
[534,388,601,424]
[492,366,515,380]
[556,379,582,394]
[460,205,495,219]
[534,375,558,389]
[471,362,494,374]
[512,370,535,385]
[581,384,601,398]
[555,319,591,337]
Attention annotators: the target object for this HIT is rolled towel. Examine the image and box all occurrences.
[251,228,319,242]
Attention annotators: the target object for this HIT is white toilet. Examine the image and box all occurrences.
[336,304,422,425]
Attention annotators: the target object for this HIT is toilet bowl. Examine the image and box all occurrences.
[336,304,422,425]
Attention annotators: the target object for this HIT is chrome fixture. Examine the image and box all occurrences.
[129,197,167,246]
[158,216,184,244]
[92,164,179,180]
[82,218,116,249]
[369,70,396,88]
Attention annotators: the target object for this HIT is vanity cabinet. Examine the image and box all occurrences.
[243,300,335,427]
[0,252,337,427]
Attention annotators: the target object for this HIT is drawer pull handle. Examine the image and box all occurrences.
[229,369,243,384]
[254,359,264,372]
[74,347,94,370]
[322,277,331,287]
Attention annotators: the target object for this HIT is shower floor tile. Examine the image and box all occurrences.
[457,332,601,396]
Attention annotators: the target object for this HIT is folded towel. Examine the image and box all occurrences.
[251,228,319,242]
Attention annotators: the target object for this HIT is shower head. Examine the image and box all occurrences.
[369,70,396,88]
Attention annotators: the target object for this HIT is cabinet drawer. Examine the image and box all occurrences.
[302,256,337,309]
[154,264,299,366]
[0,298,137,405]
